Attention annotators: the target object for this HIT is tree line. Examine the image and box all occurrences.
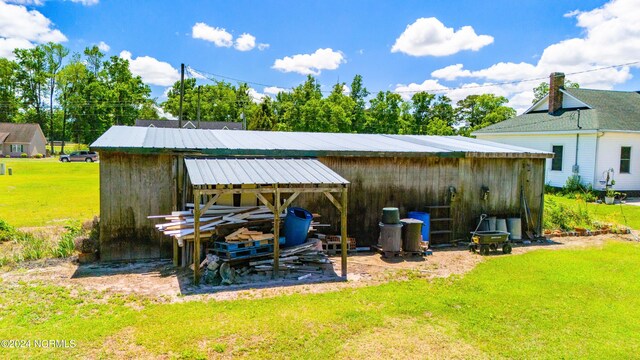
[163,75,518,137]
[1,42,523,155]
[0,44,156,154]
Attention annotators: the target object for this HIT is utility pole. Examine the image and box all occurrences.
[178,63,185,128]
[197,85,201,129]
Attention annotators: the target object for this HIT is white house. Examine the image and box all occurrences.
[473,72,640,191]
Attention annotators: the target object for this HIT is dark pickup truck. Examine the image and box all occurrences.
[59,151,99,163]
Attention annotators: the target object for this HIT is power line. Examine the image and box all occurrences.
[188,61,640,95]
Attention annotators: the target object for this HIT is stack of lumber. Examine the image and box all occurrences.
[225,228,274,242]
[148,205,279,245]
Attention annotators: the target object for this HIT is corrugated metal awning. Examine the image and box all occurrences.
[185,158,349,186]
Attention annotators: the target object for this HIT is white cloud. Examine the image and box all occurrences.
[0,1,67,58]
[97,41,110,52]
[234,33,255,51]
[257,43,270,51]
[191,22,233,47]
[247,88,267,103]
[394,79,449,100]
[412,0,640,113]
[272,48,345,75]
[391,17,494,57]
[263,86,288,95]
[119,50,180,86]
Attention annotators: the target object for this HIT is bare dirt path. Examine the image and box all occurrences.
[1,234,635,303]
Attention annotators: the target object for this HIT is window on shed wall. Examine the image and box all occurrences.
[551,145,563,171]
[620,146,631,174]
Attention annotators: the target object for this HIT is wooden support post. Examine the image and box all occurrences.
[340,186,348,278]
[173,238,178,266]
[323,192,343,212]
[273,187,281,278]
[193,189,201,285]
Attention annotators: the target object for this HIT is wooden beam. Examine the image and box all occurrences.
[281,191,301,210]
[194,186,345,196]
[173,238,178,266]
[323,192,342,212]
[256,193,275,213]
[193,189,201,285]
[273,186,280,278]
[199,193,221,214]
[340,186,348,278]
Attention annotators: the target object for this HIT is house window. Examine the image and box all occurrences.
[551,145,563,171]
[10,144,24,153]
[620,146,631,174]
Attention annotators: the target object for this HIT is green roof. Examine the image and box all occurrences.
[474,88,640,134]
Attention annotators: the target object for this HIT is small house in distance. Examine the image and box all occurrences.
[135,119,243,130]
[0,123,47,157]
[91,126,551,261]
[474,72,640,191]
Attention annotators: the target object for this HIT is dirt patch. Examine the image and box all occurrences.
[1,234,636,303]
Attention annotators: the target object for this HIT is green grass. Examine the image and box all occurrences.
[547,194,640,229]
[0,158,98,227]
[1,241,639,358]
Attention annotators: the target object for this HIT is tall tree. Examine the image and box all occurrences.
[349,74,369,133]
[0,58,20,122]
[14,46,47,128]
[43,42,69,153]
[57,56,88,153]
[366,91,404,134]
[532,80,580,104]
[455,94,516,135]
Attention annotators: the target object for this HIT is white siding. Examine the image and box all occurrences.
[477,133,597,188]
[595,132,640,191]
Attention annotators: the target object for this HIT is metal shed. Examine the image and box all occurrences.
[91,126,552,261]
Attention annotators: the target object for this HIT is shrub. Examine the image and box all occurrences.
[20,153,27,158]
[4,155,9,158]
[564,175,584,193]
[544,198,595,231]
[34,153,43,159]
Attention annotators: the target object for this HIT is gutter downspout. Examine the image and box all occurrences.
[573,109,581,176]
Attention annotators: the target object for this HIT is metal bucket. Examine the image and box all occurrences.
[487,216,497,231]
[407,211,430,243]
[379,222,402,252]
[496,219,508,232]
[401,218,423,252]
[381,207,400,224]
[507,218,522,240]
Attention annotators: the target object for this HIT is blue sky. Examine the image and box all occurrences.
[1,0,639,112]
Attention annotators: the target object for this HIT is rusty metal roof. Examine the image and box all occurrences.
[185,158,349,186]
[91,126,553,158]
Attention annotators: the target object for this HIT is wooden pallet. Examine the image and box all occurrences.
[213,238,275,250]
[213,244,273,259]
[371,245,402,258]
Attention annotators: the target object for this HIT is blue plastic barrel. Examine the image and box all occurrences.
[283,207,313,247]
[408,211,430,242]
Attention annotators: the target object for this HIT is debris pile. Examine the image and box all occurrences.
[200,239,331,285]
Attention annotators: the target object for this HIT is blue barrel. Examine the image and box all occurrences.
[408,211,430,242]
[283,207,313,247]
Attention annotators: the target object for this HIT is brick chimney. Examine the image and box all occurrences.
[548,72,565,115]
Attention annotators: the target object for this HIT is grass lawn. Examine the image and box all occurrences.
[546,194,640,229]
[0,157,98,228]
[1,241,639,358]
